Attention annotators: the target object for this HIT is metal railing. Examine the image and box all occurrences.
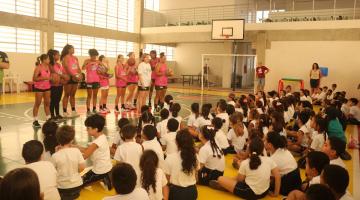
[142,1,360,27]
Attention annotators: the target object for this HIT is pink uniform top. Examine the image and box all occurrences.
[85,61,100,83]
[127,64,138,83]
[115,64,127,87]
[34,64,51,90]
[150,57,160,80]
[65,55,79,76]
[99,75,109,87]
[155,63,168,86]
[51,63,65,86]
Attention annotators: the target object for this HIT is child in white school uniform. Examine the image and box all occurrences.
[42,120,59,162]
[140,150,169,200]
[103,163,149,200]
[322,137,346,169]
[216,100,230,133]
[161,118,179,155]
[309,115,327,151]
[210,137,281,199]
[198,126,225,186]
[265,131,302,196]
[22,140,60,200]
[110,118,130,156]
[187,103,199,128]
[169,103,183,126]
[156,109,169,138]
[211,117,230,153]
[142,125,165,170]
[227,112,248,154]
[52,125,85,200]
[114,124,143,185]
[287,111,311,154]
[78,114,113,190]
[164,129,199,200]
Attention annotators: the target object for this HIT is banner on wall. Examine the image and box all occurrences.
[320,67,329,77]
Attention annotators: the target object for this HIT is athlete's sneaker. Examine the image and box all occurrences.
[32,121,41,128]
[99,108,107,114]
[71,111,80,118]
[63,112,70,118]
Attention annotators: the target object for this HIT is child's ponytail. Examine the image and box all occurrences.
[170,103,181,118]
[248,137,264,170]
[35,56,41,66]
[202,126,223,158]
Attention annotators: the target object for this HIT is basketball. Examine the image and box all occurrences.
[127,57,136,66]
[97,65,108,74]
[50,73,60,85]
[60,74,70,85]
[167,68,174,77]
[72,73,83,82]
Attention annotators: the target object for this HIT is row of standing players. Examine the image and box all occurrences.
[32,44,173,128]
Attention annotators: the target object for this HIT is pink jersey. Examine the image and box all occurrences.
[85,61,100,83]
[65,55,79,76]
[34,64,51,90]
[51,63,65,86]
[155,63,168,86]
[127,64,138,83]
[150,57,160,80]
[115,64,127,87]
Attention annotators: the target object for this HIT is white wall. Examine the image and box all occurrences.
[160,0,240,10]
[174,42,233,88]
[265,41,360,98]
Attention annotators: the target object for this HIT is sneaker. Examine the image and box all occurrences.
[99,109,107,114]
[63,112,70,118]
[92,109,98,114]
[55,115,64,122]
[105,107,111,113]
[71,111,80,118]
[32,121,41,128]
[209,180,227,192]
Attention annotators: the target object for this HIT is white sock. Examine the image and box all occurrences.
[34,116,38,121]
[46,115,51,120]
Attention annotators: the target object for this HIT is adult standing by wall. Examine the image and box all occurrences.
[255,62,269,93]
[0,51,10,131]
[309,63,322,94]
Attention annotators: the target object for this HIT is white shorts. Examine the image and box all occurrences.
[100,85,109,90]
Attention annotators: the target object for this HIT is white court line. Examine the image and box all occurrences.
[353,126,359,200]
[24,107,45,123]
[0,112,32,121]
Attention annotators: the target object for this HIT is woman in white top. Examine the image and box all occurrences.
[198,126,225,185]
[265,131,302,196]
[137,53,152,112]
[309,63,322,94]
[140,150,169,200]
[210,137,281,199]
[164,129,199,200]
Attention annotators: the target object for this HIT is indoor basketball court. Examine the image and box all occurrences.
[0,0,360,200]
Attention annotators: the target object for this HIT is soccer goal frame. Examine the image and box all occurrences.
[201,53,257,92]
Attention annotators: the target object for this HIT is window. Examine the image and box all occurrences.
[143,44,174,61]
[54,0,135,32]
[0,26,40,53]
[256,9,285,23]
[0,0,40,17]
[54,32,134,57]
[144,0,159,11]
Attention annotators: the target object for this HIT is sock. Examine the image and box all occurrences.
[46,115,51,120]
[100,105,103,110]
[103,104,106,108]
[63,108,67,113]
[121,104,125,108]
[154,104,157,109]
[93,106,96,111]
[34,116,38,121]
[115,105,119,110]
[71,107,75,112]
[133,99,137,105]
[160,102,164,109]
[87,108,90,112]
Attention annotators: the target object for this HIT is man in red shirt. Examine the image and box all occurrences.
[256,62,269,92]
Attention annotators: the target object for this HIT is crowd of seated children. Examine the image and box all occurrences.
[1,81,358,200]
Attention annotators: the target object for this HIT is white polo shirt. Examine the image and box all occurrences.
[270,148,297,176]
[310,131,326,151]
[198,142,225,172]
[215,129,230,149]
[146,168,168,200]
[164,151,198,187]
[52,147,85,189]
[160,132,178,155]
[239,156,277,195]
[330,157,346,169]
[216,112,230,133]
[156,119,169,138]
[187,113,197,127]
[27,161,61,200]
[227,128,247,153]
[193,116,211,129]
[91,134,113,174]
[103,188,149,200]
[137,62,152,87]
[142,138,165,169]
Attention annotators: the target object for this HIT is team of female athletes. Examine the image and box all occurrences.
[31,44,173,128]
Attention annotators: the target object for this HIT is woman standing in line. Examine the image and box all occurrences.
[154,53,173,112]
[125,52,138,110]
[61,44,81,118]
[137,54,152,113]
[309,63,322,94]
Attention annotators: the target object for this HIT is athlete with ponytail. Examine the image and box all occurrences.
[32,54,51,127]
[60,44,81,118]
[164,129,199,200]
[198,125,225,185]
[154,53,173,112]
[210,137,281,199]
